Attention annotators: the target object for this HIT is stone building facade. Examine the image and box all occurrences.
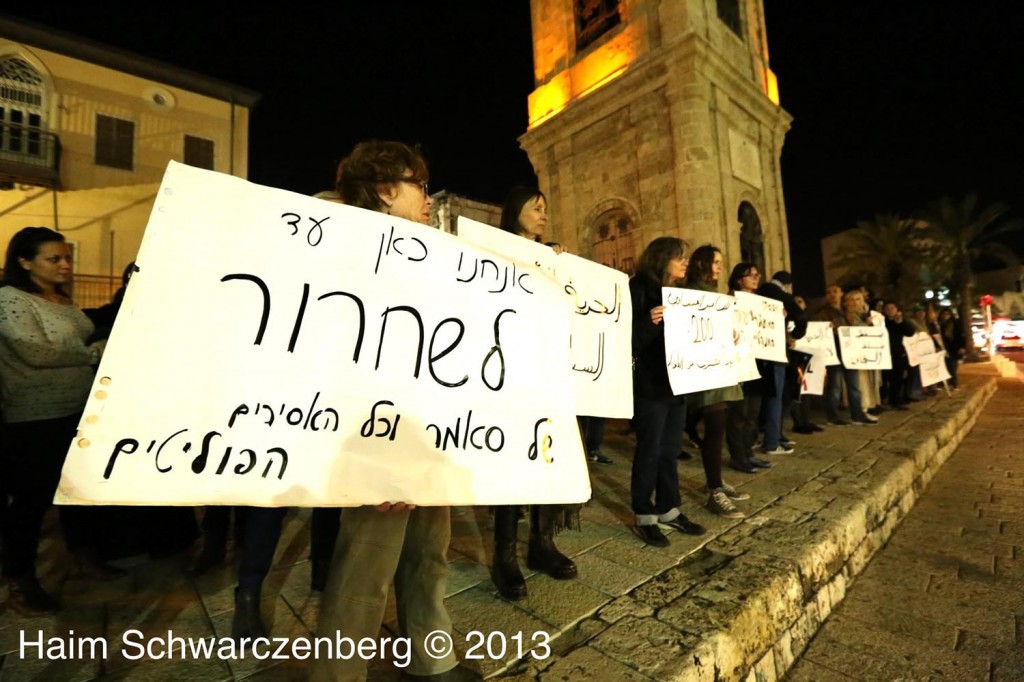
[519,0,791,283]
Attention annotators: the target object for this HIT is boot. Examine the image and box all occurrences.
[491,506,526,600]
[526,506,577,580]
[6,574,59,616]
[73,548,127,582]
[232,586,267,640]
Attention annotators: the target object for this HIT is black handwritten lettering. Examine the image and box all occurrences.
[429,318,469,388]
[377,306,425,378]
[527,418,554,463]
[360,400,401,441]
[481,309,515,391]
[221,274,270,345]
[424,411,505,453]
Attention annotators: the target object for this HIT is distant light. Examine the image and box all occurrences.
[925,291,935,299]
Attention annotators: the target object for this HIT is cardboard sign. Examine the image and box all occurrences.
[456,218,633,418]
[793,321,840,366]
[56,162,591,507]
[837,326,893,370]
[903,332,936,367]
[734,291,787,363]
[919,352,952,387]
[800,349,828,396]
[662,288,738,395]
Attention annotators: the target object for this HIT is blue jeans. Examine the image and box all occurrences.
[631,397,685,525]
[579,416,606,453]
[762,363,786,450]
[826,367,867,422]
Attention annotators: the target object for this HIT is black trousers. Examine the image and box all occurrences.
[1,415,99,577]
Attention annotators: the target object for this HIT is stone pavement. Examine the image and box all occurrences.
[786,375,1024,682]
[0,366,1005,681]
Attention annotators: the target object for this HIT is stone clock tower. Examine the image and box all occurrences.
[519,0,791,279]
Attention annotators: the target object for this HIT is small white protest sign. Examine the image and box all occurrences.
[731,304,763,383]
[800,349,828,396]
[794,321,840,366]
[919,352,952,387]
[838,326,893,370]
[662,288,738,395]
[903,332,936,367]
[456,218,632,418]
[56,162,590,507]
[734,291,787,363]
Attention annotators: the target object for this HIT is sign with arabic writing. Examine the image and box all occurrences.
[837,326,893,370]
[662,288,738,395]
[903,332,936,367]
[456,218,633,418]
[919,351,951,387]
[794,321,840,366]
[56,162,591,507]
[734,291,787,363]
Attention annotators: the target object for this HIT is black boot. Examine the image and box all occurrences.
[526,505,577,580]
[232,586,267,640]
[491,506,526,600]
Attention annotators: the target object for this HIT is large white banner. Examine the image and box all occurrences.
[662,288,738,395]
[837,326,893,370]
[56,162,590,507]
[456,218,632,418]
[733,291,787,363]
[794,321,840,366]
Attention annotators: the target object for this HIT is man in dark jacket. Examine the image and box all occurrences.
[755,271,807,455]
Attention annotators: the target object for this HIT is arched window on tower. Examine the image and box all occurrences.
[0,56,47,160]
[738,201,765,275]
[591,207,638,275]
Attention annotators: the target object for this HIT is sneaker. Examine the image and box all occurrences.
[762,445,794,455]
[780,437,796,447]
[707,490,745,519]
[827,419,850,426]
[792,425,816,434]
[717,482,751,501]
[809,424,825,432]
[867,406,886,416]
[749,456,772,469]
[729,460,758,474]
[587,451,613,465]
[659,514,706,536]
[633,523,670,547]
[851,418,878,426]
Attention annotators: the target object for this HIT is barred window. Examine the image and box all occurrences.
[95,114,134,170]
[575,0,620,52]
[184,135,214,170]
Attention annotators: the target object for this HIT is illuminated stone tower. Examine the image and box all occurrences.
[519,0,791,278]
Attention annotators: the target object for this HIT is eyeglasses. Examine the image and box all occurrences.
[400,178,429,195]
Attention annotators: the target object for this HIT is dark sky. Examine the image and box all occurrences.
[6,2,1024,294]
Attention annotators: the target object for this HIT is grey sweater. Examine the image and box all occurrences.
[0,286,99,423]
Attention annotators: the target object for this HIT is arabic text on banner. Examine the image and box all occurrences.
[793,321,840,366]
[837,326,893,371]
[733,291,787,363]
[662,287,738,395]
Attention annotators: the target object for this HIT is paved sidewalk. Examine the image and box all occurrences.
[0,368,1004,681]
[787,377,1024,682]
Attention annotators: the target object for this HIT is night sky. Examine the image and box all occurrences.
[5,2,1023,294]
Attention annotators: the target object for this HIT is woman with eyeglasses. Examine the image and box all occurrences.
[629,236,707,546]
[725,262,773,474]
[311,140,459,682]
[488,185,579,601]
[683,245,749,519]
[0,227,126,616]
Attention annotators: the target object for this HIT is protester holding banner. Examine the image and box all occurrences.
[755,271,808,451]
[310,141,459,681]
[814,285,869,425]
[882,302,915,408]
[840,289,880,425]
[629,237,706,546]
[487,185,579,600]
[786,294,821,435]
[724,262,772,473]
[938,308,965,389]
[683,246,750,519]
[0,227,125,615]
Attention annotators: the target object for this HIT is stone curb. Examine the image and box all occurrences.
[501,377,997,681]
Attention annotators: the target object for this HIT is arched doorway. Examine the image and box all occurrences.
[738,201,765,275]
[589,201,640,275]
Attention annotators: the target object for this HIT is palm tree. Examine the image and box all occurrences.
[917,193,1023,354]
[827,212,926,307]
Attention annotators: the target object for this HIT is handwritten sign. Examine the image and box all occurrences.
[456,218,632,418]
[793,321,840,366]
[732,302,763,384]
[800,349,828,396]
[919,352,951,387]
[56,162,591,507]
[837,326,893,370]
[662,288,738,395]
[734,291,787,363]
[903,332,936,367]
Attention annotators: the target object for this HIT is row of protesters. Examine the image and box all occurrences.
[0,227,128,615]
[683,246,751,520]
[812,285,878,426]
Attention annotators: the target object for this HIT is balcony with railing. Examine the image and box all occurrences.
[0,121,61,188]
